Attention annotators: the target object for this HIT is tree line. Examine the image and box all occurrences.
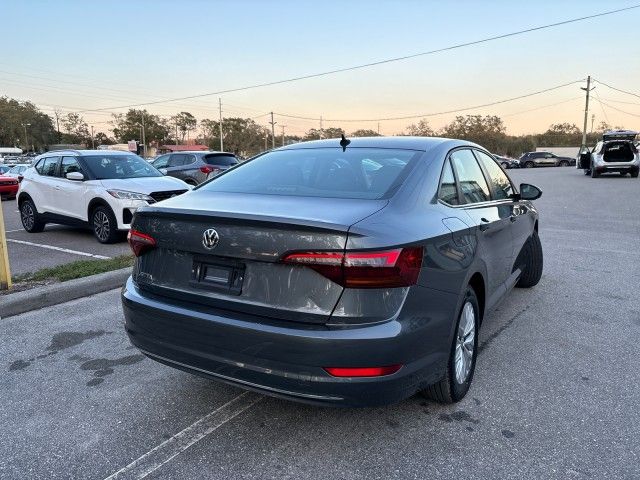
[0,96,623,157]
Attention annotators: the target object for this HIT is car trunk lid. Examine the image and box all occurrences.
[131,191,387,324]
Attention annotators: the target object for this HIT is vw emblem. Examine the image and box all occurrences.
[202,228,219,250]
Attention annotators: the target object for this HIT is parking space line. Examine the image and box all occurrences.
[6,239,111,260]
[102,392,263,480]
[5,229,24,233]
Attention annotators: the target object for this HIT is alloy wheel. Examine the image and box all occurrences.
[454,301,476,384]
[21,203,35,230]
[93,210,110,242]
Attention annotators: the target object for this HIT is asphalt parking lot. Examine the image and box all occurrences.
[1,199,130,276]
[1,167,639,479]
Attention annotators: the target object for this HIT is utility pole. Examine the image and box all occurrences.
[54,109,61,142]
[175,118,179,146]
[590,114,595,133]
[269,112,276,149]
[91,125,95,149]
[580,76,594,150]
[264,132,268,151]
[218,98,224,151]
[141,112,146,157]
[319,116,323,139]
[377,122,380,135]
[280,125,286,146]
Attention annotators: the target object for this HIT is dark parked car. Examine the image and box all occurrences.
[578,130,639,178]
[151,151,238,185]
[493,154,519,169]
[520,151,574,168]
[122,137,543,407]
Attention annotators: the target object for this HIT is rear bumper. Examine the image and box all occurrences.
[593,164,639,174]
[122,276,452,407]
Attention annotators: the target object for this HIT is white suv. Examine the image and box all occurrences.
[18,150,191,243]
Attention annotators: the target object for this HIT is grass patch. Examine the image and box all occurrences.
[12,254,134,283]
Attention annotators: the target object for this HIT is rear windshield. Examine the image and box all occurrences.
[200,148,420,199]
[82,154,162,179]
[203,154,238,166]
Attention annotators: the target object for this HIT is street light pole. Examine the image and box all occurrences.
[91,125,95,149]
[22,123,30,152]
[280,125,286,146]
[141,112,146,158]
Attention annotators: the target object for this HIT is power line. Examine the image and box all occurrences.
[71,5,638,113]
[593,97,640,118]
[594,78,640,100]
[275,79,584,122]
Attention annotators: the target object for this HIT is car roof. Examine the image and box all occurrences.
[35,150,139,160]
[277,136,478,152]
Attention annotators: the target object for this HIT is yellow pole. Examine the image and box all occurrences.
[0,200,11,290]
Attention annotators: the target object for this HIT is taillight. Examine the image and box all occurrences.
[282,247,423,288]
[324,365,402,377]
[200,165,221,175]
[127,229,156,257]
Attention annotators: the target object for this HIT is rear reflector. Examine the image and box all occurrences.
[324,365,402,377]
[127,229,156,257]
[282,247,423,288]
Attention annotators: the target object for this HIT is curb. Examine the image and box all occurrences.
[0,268,132,319]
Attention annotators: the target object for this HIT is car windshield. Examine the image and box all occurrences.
[82,154,162,179]
[200,147,419,199]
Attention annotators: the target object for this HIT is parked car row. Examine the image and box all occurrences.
[150,151,239,185]
[518,151,575,168]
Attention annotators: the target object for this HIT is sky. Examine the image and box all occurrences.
[1,0,639,137]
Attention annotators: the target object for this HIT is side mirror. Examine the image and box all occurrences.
[159,168,168,175]
[519,183,542,201]
[66,171,84,181]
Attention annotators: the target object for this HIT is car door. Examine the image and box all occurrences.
[473,149,530,282]
[152,154,171,171]
[32,156,61,213]
[165,153,188,180]
[449,148,513,307]
[56,156,90,221]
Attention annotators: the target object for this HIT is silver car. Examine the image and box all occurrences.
[578,130,639,178]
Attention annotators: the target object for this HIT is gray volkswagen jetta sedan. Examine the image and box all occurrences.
[122,136,543,406]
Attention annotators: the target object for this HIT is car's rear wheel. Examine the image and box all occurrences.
[91,205,120,244]
[421,287,479,404]
[516,230,543,288]
[524,161,534,168]
[584,169,591,175]
[501,162,509,169]
[590,163,600,178]
[559,160,569,167]
[631,170,639,178]
[20,198,46,233]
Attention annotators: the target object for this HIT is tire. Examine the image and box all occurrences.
[524,161,534,168]
[590,162,600,178]
[501,162,509,169]
[584,169,591,176]
[631,170,639,178]
[422,287,479,404]
[559,160,569,167]
[516,230,543,288]
[20,198,46,233]
[91,205,120,244]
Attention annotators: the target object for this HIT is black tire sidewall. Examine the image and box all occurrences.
[448,288,480,401]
